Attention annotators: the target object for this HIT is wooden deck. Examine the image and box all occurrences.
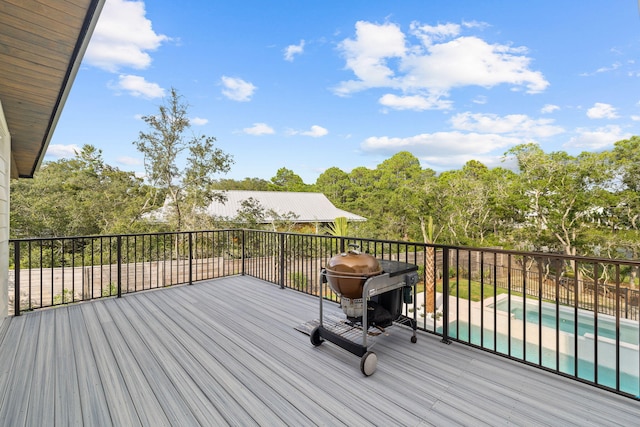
[0,275,638,426]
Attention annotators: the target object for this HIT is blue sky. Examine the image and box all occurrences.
[48,0,640,184]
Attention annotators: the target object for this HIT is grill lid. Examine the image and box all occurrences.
[325,245,382,299]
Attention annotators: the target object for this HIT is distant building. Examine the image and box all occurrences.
[206,190,365,224]
[145,190,366,228]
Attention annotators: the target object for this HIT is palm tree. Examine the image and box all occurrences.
[326,217,349,252]
[423,216,436,314]
[326,217,349,237]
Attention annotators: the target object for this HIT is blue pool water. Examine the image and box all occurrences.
[439,299,640,397]
[494,299,639,346]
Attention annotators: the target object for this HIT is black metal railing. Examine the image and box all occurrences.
[9,229,640,400]
[10,230,244,313]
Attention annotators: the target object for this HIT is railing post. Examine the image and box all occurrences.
[279,233,285,289]
[441,248,450,344]
[625,288,629,319]
[241,229,246,276]
[188,232,193,285]
[14,241,20,316]
[117,236,122,298]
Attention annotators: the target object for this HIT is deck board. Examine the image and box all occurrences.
[148,289,326,426]
[144,296,292,425]
[119,296,232,426]
[54,308,83,426]
[182,285,411,426]
[67,305,113,426]
[1,312,39,426]
[0,275,639,426]
[77,303,142,426]
[92,301,173,426]
[26,309,56,425]
[112,299,223,425]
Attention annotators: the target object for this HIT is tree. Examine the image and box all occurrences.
[342,166,376,213]
[134,88,233,231]
[268,167,310,192]
[423,215,436,314]
[234,197,267,229]
[232,197,298,232]
[434,160,518,246]
[315,167,350,204]
[373,152,427,240]
[338,152,431,241]
[607,137,640,286]
[213,177,270,191]
[505,143,611,256]
[10,145,156,238]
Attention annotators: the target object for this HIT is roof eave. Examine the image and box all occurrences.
[17,0,106,178]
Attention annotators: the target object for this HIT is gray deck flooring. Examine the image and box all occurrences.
[0,275,638,426]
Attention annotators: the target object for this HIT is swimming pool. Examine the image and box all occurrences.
[446,320,639,396]
[493,298,639,346]
[440,296,639,396]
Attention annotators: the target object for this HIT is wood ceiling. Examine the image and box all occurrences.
[0,0,104,178]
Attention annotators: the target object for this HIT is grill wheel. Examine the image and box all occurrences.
[360,351,377,376]
[310,326,323,346]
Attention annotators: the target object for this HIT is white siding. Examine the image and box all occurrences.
[0,101,9,318]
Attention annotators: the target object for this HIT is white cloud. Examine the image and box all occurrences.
[402,36,547,93]
[297,125,328,137]
[221,76,256,102]
[580,62,622,76]
[117,156,142,166]
[421,153,507,171]
[461,20,491,31]
[472,95,488,105]
[286,125,328,137]
[379,94,452,111]
[191,117,208,126]
[335,21,407,95]
[541,104,560,114]
[595,62,621,73]
[284,40,305,61]
[409,22,461,46]
[115,74,165,98]
[334,20,549,106]
[85,0,169,72]
[45,144,80,159]
[450,112,564,138]
[587,102,619,119]
[361,131,521,157]
[563,125,629,150]
[243,123,275,135]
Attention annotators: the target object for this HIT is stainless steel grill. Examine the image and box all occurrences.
[310,259,419,376]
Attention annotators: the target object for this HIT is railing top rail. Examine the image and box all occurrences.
[253,230,640,266]
[8,229,244,243]
[10,228,640,266]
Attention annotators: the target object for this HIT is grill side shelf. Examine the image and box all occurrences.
[378,259,418,277]
[364,271,418,298]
